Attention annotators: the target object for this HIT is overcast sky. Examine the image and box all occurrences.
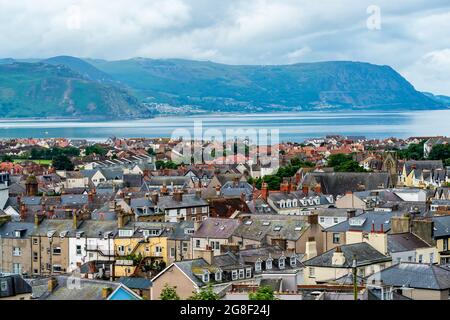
[1,0,450,95]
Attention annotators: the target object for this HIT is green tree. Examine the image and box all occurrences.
[159,284,180,300]
[397,142,425,160]
[189,284,219,300]
[85,144,107,156]
[1,154,13,162]
[147,147,156,156]
[249,286,276,300]
[327,153,366,172]
[52,155,74,170]
[428,144,450,162]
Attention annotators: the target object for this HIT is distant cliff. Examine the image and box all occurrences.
[0,56,445,119]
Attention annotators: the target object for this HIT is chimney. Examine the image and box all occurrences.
[194,219,202,232]
[124,196,131,206]
[88,191,94,204]
[173,190,183,202]
[314,183,322,194]
[47,277,58,293]
[295,172,301,185]
[204,245,214,265]
[261,183,269,201]
[73,211,78,230]
[161,183,169,195]
[20,203,27,220]
[102,287,112,299]
[390,215,411,234]
[331,247,346,266]
[151,192,159,205]
[280,181,290,193]
[240,192,246,203]
[305,237,317,260]
[347,209,356,218]
[302,185,309,196]
[307,214,318,225]
[215,185,221,197]
[34,214,40,227]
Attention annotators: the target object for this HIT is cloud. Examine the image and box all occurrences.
[0,0,450,94]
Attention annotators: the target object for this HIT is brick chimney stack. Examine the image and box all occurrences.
[261,183,269,201]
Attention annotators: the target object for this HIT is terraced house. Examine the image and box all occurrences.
[0,221,34,275]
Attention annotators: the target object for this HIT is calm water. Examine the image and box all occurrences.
[0,110,449,142]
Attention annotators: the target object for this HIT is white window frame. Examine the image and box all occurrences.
[203,272,210,283]
[290,256,297,267]
[12,247,21,257]
[255,260,262,272]
[266,259,273,270]
[232,270,238,280]
[309,267,315,277]
[238,269,245,279]
[245,268,252,278]
[170,247,176,258]
[215,271,222,282]
[278,257,285,269]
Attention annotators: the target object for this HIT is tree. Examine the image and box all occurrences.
[249,286,276,300]
[397,142,425,160]
[85,144,107,156]
[52,155,74,171]
[147,147,156,156]
[189,284,219,300]
[327,153,366,172]
[1,154,13,162]
[159,284,180,300]
[428,144,450,162]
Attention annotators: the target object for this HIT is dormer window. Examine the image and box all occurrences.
[266,258,273,270]
[255,259,262,272]
[203,271,210,283]
[279,256,286,269]
[215,270,222,282]
[290,255,297,267]
[14,230,22,238]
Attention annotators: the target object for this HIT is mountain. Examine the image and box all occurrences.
[43,56,113,82]
[423,92,450,107]
[0,62,153,119]
[87,58,444,112]
[0,56,446,119]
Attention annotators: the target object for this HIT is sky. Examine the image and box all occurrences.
[1,0,450,95]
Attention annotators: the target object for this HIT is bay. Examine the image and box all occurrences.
[0,110,449,142]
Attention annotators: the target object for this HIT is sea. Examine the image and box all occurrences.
[0,110,449,142]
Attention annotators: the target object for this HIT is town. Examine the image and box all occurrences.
[0,134,450,301]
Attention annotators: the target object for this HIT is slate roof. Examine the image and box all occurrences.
[173,259,209,287]
[433,215,450,239]
[324,211,397,233]
[304,243,391,268]
[194,218,241,239]
[158,194,208,210]
[367,263,450,290]
[0,274,32,298]
[388,233,430,253]
[117,277,152,289]
[29,276,130,300]
[167,221,194,241]
[301,172,391,197]
[404,160,444,175]
[0,222,35,238]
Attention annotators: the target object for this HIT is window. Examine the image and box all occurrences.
[418,254,423,263]
[210,241,220,250]
[246,268,252,278]
[320,217,325,223]
[33,238,38,245]
[12,247,21,257]
[14,230,21,238]
[309,267,315,277]
[444,238,449,251]
[117,246,125,254]
[76,245,82,255]
[408,256,412,262]
[290,256,297,267]
[396,257,401,264]
[155,246,162,254]
[195,240,201,248]
[333,218,339,224]
[332,233,340,244]
[13,263,22,274]
[118,229,133,237]
[52,247,62,255]
[215,271,222,281]
[52,265,62,273]
[203,272,210,283]
[33,252,38,262]
[232,270,238,280]
[238,269,245,279]
[33,269,39,275]
[278,257,286,269]
[255,260,262,272]
[182,242,188,252]
[170,248,176,258]
[266,259,273,270]
[430,253,434,263]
